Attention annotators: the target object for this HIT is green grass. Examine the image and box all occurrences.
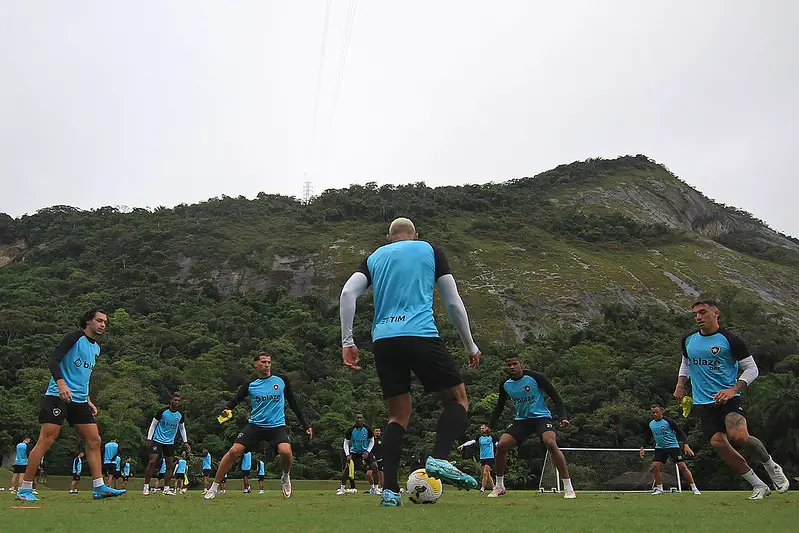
[1,475,797,533]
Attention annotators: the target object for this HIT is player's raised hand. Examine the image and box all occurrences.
[683,444,695,457]
[468,350,481,368]
[560,419,570,429]
[306,427,313,440]
[342,345,361,370]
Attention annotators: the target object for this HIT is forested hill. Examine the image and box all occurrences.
[1,154,797,489]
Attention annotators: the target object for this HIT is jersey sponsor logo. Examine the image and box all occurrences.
[254,394,282,403]
[511,395,537,405]
[691,358,721,370]
[378,314,406,325]
[710,346,721,356]
[73,358,94,369]
[53,407,62,417]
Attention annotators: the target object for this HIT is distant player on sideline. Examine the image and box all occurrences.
[241,451,253,493]
[153,458,166,493]
[14,309,125,501]
[365,427,384,494]
[9,437,30,492]
[121,458,132,489]
[674,299,790,499]
[458,425,497,493]
[103,438,119,488]
[488,354,575,499]
[203,353,313,500]
[201,449,213,493]
[339,217,481,507]
[113,455,122,489]
[142,392,191,496]
[639,404,701,495]
[337,413,379,495]
[256,457,266,495]
[173,456,187,493]
[70,450,84,494]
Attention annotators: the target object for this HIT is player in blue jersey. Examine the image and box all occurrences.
[201,448,213,493]
[173,456,188,493]
[487,354,575,499]
[121,458,132,489]
[153,458,167,493]
[15,309,125,502]
[256,457,266,495]
[70,450,84,494]
[8,437,30,492]
[639,404,700,495]
[674,299,789,499]
[339,218,481,507]
[142,392,191,496]
[103,438,119,487]
[241,451,253,493]
[365,427,384,494]
[458,425,498,493]
[204,353,313,500]
[337,413,379,495]
[113,455,122,489]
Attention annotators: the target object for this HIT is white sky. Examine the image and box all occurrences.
[1,1,797,236]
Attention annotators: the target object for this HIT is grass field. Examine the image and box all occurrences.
[1,474,797,533]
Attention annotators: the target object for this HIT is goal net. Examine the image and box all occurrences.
[539,448,683,493]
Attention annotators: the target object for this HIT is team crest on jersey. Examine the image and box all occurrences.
[53,408,62,417]
[174,414,180,421]
[710,346,721,356]
[75,358,82,367]
[273,384,279,391]
[524,385,531,392]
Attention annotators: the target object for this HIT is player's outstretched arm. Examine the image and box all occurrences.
[458,439,477,451]
[224,381,251,412]
[437,274,480,367]
[531,372,568,426]
[340,272,369,369]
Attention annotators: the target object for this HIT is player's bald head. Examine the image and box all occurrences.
[387,217,417,242]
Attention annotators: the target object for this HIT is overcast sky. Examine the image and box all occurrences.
[1,1,797,236]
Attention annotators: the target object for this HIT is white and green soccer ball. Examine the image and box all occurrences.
[407,469,443,504]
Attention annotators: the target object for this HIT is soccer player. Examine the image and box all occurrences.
[103,438,119,487]
[173,456,187,493]
[337,413,379,495]
[241,451,253,493]
[14,309,125,501]
[70,450,84,494]
[366,427,384,494]
[113,455,122,489]
[487,353,575,499]
[203,352,313,500]
[458,424,497,493]
[201,449,213,493]
[674,299,790,499]
[9,437,30,492]
[339,217,481,507]
[142,392,191,496]
[639,404,701,495]
[256,457,266,494]
[153,458,166,493]
[121,458,132,489]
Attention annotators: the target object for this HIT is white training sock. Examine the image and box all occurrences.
[340,484,346,490]
[282,472,290,481]
[21,481,33,490]
[209,482,219,492]
[563,478,574,492]
[656,484,663,490]
[496,476,505,489]
[741,469,767,487]
[143,484,149,490]
[764,456,778,468]
[92,478,104,488]
[690,483,698,490]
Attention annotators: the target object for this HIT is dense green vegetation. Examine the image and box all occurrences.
[1,156,797,491]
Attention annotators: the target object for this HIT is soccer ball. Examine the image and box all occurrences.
[407,469,443,504]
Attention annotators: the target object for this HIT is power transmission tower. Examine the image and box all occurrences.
[302,181,314,204]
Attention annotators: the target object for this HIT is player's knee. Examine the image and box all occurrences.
[710,433,730,450]
[277,443,292,457]
[727,432,748,447]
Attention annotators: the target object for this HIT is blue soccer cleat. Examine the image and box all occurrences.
[15,489,39,502]
[93,485,126,500]
[425,456,478,490]
[380,489,402,507]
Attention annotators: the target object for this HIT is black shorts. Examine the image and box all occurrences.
[103,463,116,476]
[258,475,265,481]
[242,469,251,476]
[113,471,121,479]
[13,465,27,474]
[374,459,384,472]
[202,469,212,477]
[346,452,377,471]
[480,458,495,467]
[694,397,745,440]
[72,474,81,481]
[157,472,165,480]
[505,418,556,444]
[38,395,95,426]
[122,475,129,481]
[150,441,176,458]
[373,336,462,398]
[652,448,685,464]
[234,424,290,452]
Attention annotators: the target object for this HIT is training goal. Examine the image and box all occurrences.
[539,448,684,493]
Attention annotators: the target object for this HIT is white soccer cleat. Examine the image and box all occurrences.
[203,490,216,500]
[375,488,383,495]
[180,488,187,494]
[564,490,577,499]
[764,461,790,494]
[142,488,151,496]
[692,488,702,495]
[336,488,347,496]
[220,490,226,494]
[282,477,292,498]
[487,487,506,498]
[258,490,265,495]
[202,488,207,494]
[651,488,664,495]
[748,485,772,500]
[163,488,176,496]
[347,488,358,494]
